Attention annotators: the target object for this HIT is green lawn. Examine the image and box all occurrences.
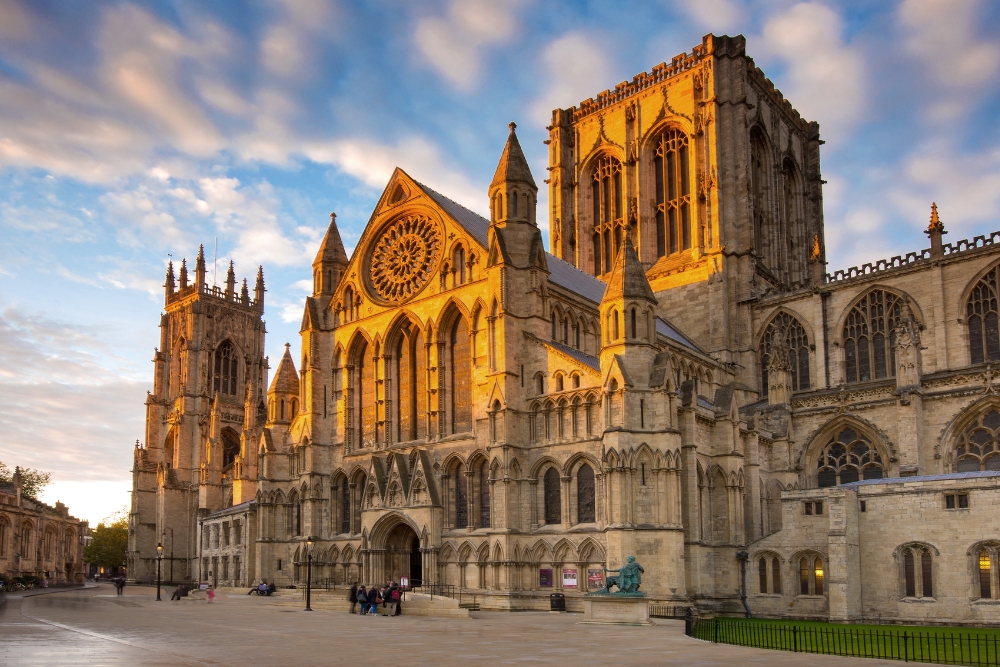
[693,617,1000,665]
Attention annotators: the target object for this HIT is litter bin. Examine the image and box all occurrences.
[550,593,566,611]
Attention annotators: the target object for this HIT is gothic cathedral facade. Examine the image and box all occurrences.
[132,34,1000,623]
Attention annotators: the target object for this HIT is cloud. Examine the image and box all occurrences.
[529,32,614,126]
[899,0,1000,120]
[673,0,745,32]
[414,0,521,90]
[0,304,147,488]
[753,3,866,142]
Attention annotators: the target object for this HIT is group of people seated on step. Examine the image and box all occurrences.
[247,580,277,596]
[349,581,402,616]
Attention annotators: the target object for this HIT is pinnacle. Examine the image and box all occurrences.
[601,227,656,305]
[313,211,349,268]
[927,202,945,233]
[490,121,536,191]
[268,343,299,395]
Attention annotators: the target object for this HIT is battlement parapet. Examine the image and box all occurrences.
[561,34,726,123]
[165,282,262,311]
[825,230,1000,285]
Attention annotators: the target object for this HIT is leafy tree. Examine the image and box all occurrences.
[0,461,52,499]
[84,508,129,570]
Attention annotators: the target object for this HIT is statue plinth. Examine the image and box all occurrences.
[579,594,655,626]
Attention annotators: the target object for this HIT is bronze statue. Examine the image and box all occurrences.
[595,555,644,594]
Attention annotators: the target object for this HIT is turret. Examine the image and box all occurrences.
[164,260,175,303]
[225,260,236,300]
[255,266,265,311]
[489,122,538,229]
[266,343,299,425]
[599,227,658,355]
[179,258,189,289]
[312,212,349,297]
[195,244,207,292]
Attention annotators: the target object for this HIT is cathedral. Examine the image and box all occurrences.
[130,34,1000,624]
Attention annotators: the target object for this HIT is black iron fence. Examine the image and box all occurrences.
[689,617,1000,666]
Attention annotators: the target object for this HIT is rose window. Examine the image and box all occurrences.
[368,216,442,303]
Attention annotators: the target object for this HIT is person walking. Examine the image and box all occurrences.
[349,582,359,614]
[206,586,215,604]
[370,586,382,616]
[356,586,368,615]
[115,577,125,596]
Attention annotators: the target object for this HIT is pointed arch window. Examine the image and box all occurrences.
[759,313,810,396]
[954,409,1000,472]
[340,479,351,534]
[843,290,905,383]
[654,128,691,257]
[544,467,561,525]
[479,461,491,528]
[590,155,624,276]
[213,341,239,395]
[454,465,468,529]
[968,266,1000,364]
[816,427,884,487]
[450,317,473,434]
[782,159,802,283]
[577,464,595,523]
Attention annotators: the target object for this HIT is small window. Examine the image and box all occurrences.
[946,494,955,509]
[947,493,969,509]
[277,559,282,571]
[959,494,969,509]
[804,502,813,515]
[860,500,867,512]
[814,501,823,515]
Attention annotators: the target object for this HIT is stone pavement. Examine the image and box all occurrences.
[0,583,897,667]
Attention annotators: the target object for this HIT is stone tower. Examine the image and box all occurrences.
[129,246,268,582]
[546,34,825,386]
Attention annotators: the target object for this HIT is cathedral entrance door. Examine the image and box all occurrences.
[383,523,420,586]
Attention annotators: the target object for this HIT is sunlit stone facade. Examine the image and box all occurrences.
[131,34,1000,622]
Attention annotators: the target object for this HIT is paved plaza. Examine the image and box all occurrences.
[0,584,897,667]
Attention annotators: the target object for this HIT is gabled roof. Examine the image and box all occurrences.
[416,178,606,304]
[490,123,536,190]
[268,343,299,394]
[656,317,703,353]
[526,332,600,371]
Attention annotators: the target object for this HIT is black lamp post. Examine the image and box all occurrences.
[305,538,313,612]
[736,550,751,618]
[156,543,163,602]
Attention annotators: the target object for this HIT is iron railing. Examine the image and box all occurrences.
[689,617,1000,666]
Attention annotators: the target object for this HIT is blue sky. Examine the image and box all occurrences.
[2,0,1000,525]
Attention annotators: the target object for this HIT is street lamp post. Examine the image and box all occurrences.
[305,538,313,612]
[156,543,163,602]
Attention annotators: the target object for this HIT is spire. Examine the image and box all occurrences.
[926,202,947,259]
[179,258,189,289]
[267,343,299,396]
[225,260,236,299]
[240,278,250,305]
[195,244,207,292]
[254,266,265,310]
[312,212,349,296]
[601,228,656,306]
[165,260,175,302]
[490,122,536,190]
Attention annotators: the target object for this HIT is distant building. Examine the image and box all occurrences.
[131,33,1000,623]
[0,469,87,583]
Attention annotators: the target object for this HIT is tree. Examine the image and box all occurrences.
[84,508,129,571]
[0,461,52,499]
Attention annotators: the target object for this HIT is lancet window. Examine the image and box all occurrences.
[816,427,884,487]
[968,266,1000,364]
[653,128,691,257]
[954,409,1000,472]
[544,467,561,525]
[843,290,905,383]
[590,155,624,276]
[479,461,491,529]
[759,313,810,396]
[901,545,933,598]
[450,317,473,434]
[212,340,239,396]
[454,465,468,529]
[393,324,427,443]
[577,464,595,523]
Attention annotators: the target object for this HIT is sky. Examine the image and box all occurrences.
[2,0,1000,527]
